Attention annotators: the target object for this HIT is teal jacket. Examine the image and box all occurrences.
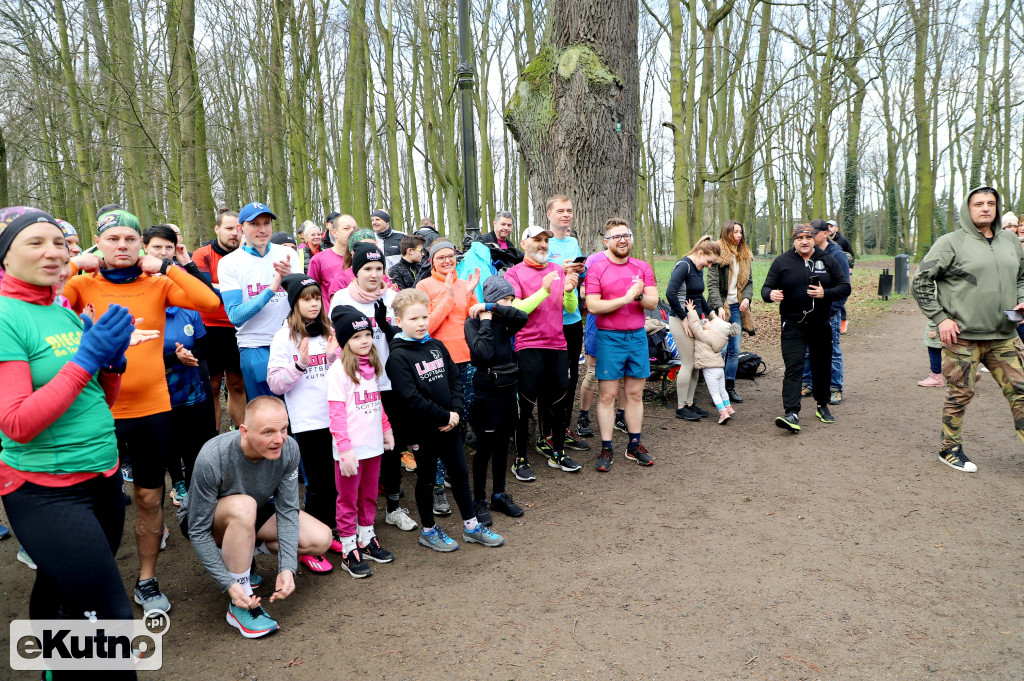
[912,187,1024,341]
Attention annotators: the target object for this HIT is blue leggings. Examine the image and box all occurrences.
[928,346,942,374]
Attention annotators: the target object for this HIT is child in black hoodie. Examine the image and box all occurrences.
[386,288,506,552]
[465,276,529,525]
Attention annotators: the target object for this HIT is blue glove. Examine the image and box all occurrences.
[71,305,135,375]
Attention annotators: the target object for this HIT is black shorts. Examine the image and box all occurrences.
[179,499,276,539]
[205,325,242,376]
[116,411,172,490]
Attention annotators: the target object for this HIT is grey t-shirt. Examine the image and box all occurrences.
[178,431,301,592]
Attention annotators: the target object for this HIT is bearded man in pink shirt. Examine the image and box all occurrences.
[503,226,582,481]
[585,218,658,472]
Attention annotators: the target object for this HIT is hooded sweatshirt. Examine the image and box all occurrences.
[384,336,464,429]
[912,186,1024,341]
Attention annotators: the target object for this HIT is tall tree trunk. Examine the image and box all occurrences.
[733,0,771,227]
[0,127,7,207]
[839,0,865,257]
[374,0,404,232]
[506,0,640,253]
[909,0,934,259]
[968,0,990,187]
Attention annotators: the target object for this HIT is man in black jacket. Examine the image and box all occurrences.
[828,219,854,333]
[480,211,524,269]
[762,224,851,432]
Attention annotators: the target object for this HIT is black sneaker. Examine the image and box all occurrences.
[512,457,536,482]
[474,500,494,527]
[563,429,590,451]
[939,444,978,472]
[815,404,835,424]
[341,548,373,578]
[576,414,595,437]
[675,405,701,421]
[358,536,395,564]
[614,416,627,433]
[547,451,582,472]
[535,437,556,458]
[625,443,654,466]
[691,405,710,418]
[775,413,801,432]
[596,447,614,472]
[490,492,524,518]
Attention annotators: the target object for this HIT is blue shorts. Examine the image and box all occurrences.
[239,346,272,398]
[596,328,651,380]
[583,313,598,357]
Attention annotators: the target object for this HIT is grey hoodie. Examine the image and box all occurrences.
[912,186,1024,340]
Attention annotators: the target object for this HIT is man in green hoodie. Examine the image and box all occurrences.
[912,186,1024,473]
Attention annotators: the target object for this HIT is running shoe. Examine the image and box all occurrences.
[576,413,595,437]
[490,492,524,518]
[463,524,505,547]
[385,507,419,531]
[0,525,8,540]
[625,443,654,466]
[249,562,263,589]
[432,487,451,516]
[840,319,848,334]
[775,413,801,433]
[341,549,372,578]
[535,436,556,458]
[169,481,187,507]
[563,429,590,451]
[614,416,627,433]
[134,577,171,613]
[358,536,395,564]
[829,389,843,405]
[329,534,345,554]
[160,525,169,550]
[17,547,36,570]
[512,457,536,482]
[596,447,614,472]
[120,462,133,484]
[691,405,710,418]
[299,554,333,574]
[418,526,459,552]
[400,450,417,472]
[939,444,977,473]
[474,500,494,527]
[801,385,812,397]
[815,404,835,424]
[226,603,279,639]
[675,405,701,421]
[546,451,582,472]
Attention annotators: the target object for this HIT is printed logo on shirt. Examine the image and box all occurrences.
[293,351,329,381]
[415,349,446,382]
[183,324,195,337]
[45,331,82,358]
[813,260,826,272]
[354,390,381,406]
[247,283,271,298]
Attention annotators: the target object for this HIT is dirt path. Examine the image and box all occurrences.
[2,298,1023,680]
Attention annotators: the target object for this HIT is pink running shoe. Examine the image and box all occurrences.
[328,537,345,555]
[718,410,731,424]
[299,554,333,574]
[917,373,944,387]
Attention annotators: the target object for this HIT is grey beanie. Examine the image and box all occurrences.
[481,275,515,304]
[428,239,456,263]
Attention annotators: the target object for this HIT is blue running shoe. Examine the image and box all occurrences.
[249,561,263,589]
[418,526,459,552]
[463,524,505,547]
[226,603,279,639]
[0,525,9,540]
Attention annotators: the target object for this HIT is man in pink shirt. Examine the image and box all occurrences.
[503,226,582,481]
[585,218,658,472]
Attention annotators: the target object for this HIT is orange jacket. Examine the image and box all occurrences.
[63,267,221,419]
[415,271,477,364]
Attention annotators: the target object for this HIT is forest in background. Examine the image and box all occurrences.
[0,0,1020,259]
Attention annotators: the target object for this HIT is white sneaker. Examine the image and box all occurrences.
[160,525,169,550]
[385,507,418,532]
[17,547,36,570]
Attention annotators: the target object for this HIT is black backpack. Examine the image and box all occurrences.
[736,352,766,379]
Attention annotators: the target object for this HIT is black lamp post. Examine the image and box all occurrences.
[457,0,481,247]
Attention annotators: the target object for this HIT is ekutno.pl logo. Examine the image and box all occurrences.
[10,610,169,671]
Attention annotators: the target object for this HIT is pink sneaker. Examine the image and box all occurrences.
[726,406,735,416]
[299,554,333,574]
[917,372,944,387]
[718,410,731,424]
[328,537,344,554]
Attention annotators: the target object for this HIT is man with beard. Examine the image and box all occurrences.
[481,211,523,268]
[585,219,658,472]
[193,210,249,428]
[503,226,582,481]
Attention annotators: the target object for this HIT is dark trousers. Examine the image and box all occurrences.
[515,348,569,458]
[555,320,584,432]
[470,391,517,499]
[169,398,217,489]
[415,430,473,528]
[3,473,137,680]
[781,319,832,414]
[293,428,338,530]
[379,390,404,511]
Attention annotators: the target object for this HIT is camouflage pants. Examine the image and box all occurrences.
[941,338,1024,448]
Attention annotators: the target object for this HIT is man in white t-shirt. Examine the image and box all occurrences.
[219,202,305,397]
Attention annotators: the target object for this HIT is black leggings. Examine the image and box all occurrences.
[516,348,568,459]
[415,430,473,528]
[470,392,517,499]
[379,390,404,512]
[116,411,172,490]
[169,398,217,489]
[3,472,137,680]
[292,428,338,530]
[558,320,584,431]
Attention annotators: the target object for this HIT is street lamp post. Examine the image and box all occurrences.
[457,0,481,247]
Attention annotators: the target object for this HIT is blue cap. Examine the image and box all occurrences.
[238,202,277,224]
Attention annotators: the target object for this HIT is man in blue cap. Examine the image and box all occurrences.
[218,202,305,397]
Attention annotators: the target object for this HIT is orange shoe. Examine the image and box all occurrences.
[840,319,848,334]
[400,450,417,472]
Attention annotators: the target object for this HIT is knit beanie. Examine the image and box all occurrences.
[280,273,319,311]
[330,304,372,348]
[351,242,385,275]
[481,275,514,304]
[0,207,62,263]
[428,239,456,264]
